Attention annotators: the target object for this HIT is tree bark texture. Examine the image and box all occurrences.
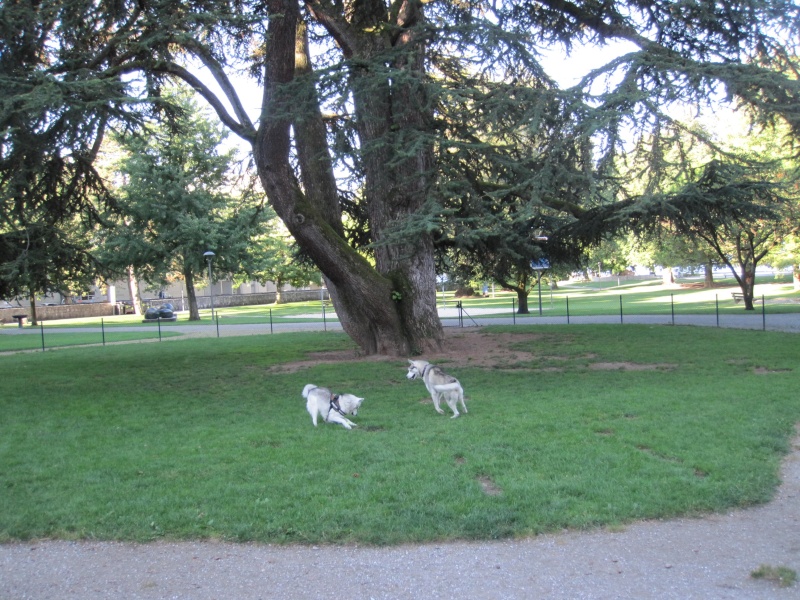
[254,0,443,355]
[126,266,142,316]
[703,261,714,288]
[183,263,200,321]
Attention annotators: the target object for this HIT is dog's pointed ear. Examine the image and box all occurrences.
[408,359,414,365]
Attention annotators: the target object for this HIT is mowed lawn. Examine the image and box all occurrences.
[1,325,798,545]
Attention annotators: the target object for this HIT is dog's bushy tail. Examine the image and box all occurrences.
[302,384,317,399]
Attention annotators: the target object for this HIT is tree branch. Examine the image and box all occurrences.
[182,41,256,137]
[304,1,356,57]
[153,62,256,144]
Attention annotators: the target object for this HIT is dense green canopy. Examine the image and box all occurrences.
[2,0,798,352]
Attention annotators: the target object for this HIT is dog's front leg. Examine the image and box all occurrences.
[326,412,355,429]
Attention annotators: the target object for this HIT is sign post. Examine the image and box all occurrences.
[530,257,550,316]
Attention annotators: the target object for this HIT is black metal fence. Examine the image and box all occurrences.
[3,293,797,354]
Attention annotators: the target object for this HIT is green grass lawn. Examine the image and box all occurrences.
[0,330,183,352]
[456,273,800,317]
[11,272,800,336]
[27,300,340,329]
[1,325,798,545]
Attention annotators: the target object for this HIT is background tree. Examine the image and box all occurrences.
[7,1,799,354]
[625,160,797,309]
[101,88,266,320]
[0,219,99,324]
[0,0,145,308]
[444,215,553,314]
[425,64,590,314]
[766,235,800,290]
[609,232,723,286]
[238,220,321,304]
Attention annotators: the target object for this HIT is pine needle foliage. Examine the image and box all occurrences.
[3,0,799,353]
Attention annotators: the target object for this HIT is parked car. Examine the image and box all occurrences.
[144,303,175,320]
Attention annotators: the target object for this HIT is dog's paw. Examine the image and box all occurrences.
[450,413,460,419]
[435,408,445,414]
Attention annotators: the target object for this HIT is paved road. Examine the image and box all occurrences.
[4,310,800,340]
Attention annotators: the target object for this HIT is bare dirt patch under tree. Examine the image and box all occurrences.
[270,328,677,373]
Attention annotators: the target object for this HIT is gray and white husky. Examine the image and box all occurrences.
[302,384,364,429]
[407,360,468,418]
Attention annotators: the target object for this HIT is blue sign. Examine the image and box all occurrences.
[530,258,550,270]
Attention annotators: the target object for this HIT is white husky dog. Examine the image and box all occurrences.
[407,360,468,418]
[302,384,364,429]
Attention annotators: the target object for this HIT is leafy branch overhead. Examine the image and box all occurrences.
[1,0,798,352]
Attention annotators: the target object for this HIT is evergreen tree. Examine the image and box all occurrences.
[101,87,266,320]
[612,159,796,309]
[5,0,799,353]
[0,0,144,303]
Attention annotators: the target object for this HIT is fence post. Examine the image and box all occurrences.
[216,313,220,338]
[512,298,515,325]
[269,308,273,334]
[322,304,327,331]
[101,318,106,346]
[762,295,766,331]
[671,294,675,326]
[716,294,720,327]
[566,296,570,324]
[40,323,45,352]
[619,295,623,324]
[157,317,162,341]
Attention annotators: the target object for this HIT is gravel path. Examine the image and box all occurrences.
[2,435,798,599]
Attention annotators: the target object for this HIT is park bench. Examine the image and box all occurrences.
[731,293,762,304]
[11,314,27,327]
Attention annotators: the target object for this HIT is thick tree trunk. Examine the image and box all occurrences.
[516,289,530,314]
[256,0,442,356]
[343,1,442,354]
[183,263,200,320]
[126,265,142,315]
[703,261,714,288]
[740,266,756,311]
[512,272,532,314]
[28,294,38,326]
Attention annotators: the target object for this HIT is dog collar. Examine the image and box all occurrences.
[328,393,346,417]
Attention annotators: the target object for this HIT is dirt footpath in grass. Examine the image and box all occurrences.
[2,330,799,599]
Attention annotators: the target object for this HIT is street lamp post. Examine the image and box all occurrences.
[531,236,549,317]
[203,251,216,320]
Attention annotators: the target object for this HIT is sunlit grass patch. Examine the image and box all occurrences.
[751,564,797,588]
[1,326,798,545]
